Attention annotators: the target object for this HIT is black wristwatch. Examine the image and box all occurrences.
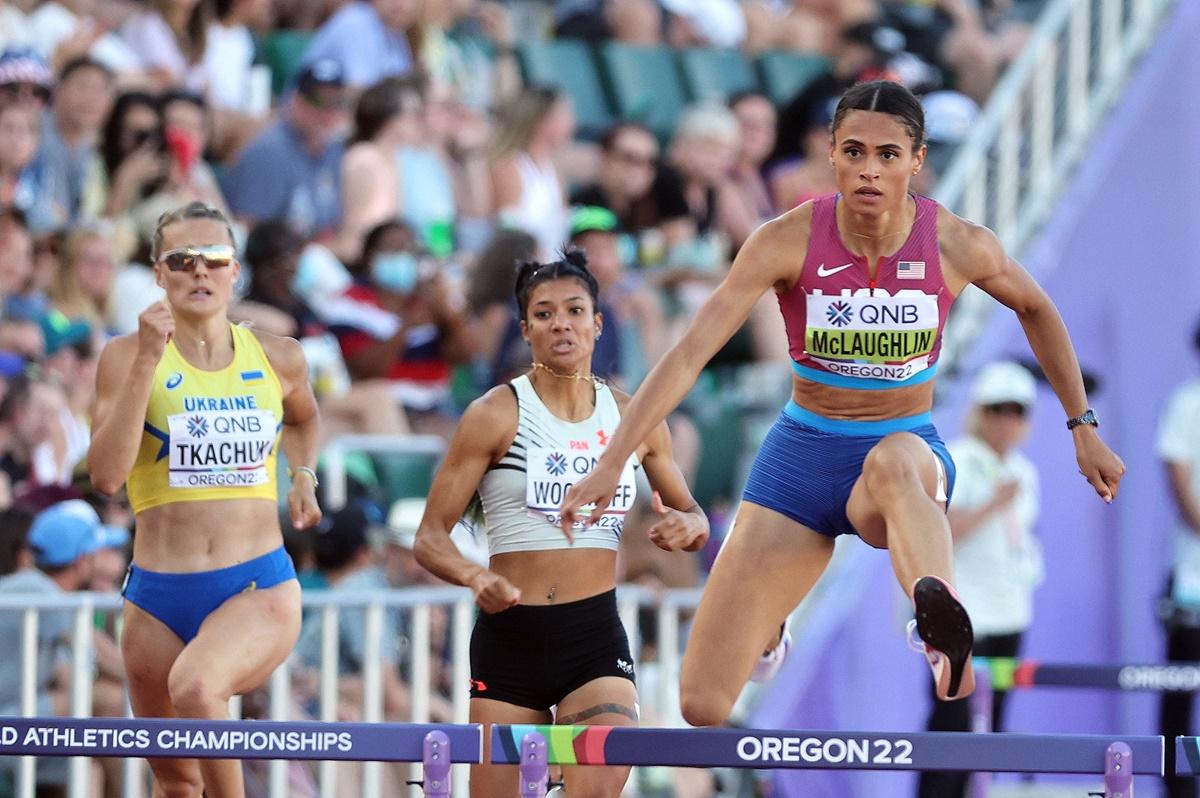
[1066,408,1099,430]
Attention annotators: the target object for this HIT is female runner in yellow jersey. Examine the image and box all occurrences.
[89,201,322,798]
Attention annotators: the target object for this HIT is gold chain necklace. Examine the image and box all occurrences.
[531,361,605,390]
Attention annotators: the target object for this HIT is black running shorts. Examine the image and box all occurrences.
[469,589,635,710]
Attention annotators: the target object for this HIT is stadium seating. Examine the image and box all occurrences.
[261,29,315,97]
[597,42,689,142]
[515,39,615,139]
[677,47,757,103]
[756,50,828,106]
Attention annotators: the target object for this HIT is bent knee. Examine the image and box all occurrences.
[862,434,925,493]
[167,669,227,717]
[679,686,733,728]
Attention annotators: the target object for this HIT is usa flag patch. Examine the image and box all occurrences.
[897,261,926,280]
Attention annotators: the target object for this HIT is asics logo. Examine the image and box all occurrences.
[816,262,854,278]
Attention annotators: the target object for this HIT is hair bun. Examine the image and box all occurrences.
[513,249,601,320]
[512,258,540,291]
[513,258,542,280]
[561,248,589,270]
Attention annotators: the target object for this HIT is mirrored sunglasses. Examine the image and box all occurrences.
[160,245,236,273]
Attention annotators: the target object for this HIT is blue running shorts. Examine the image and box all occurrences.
[742,401,955,538]
[122,546,296,642]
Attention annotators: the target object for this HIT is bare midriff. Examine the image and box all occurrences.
[489,548,618,605]
[791,372,936,421]
[132,498,284,572]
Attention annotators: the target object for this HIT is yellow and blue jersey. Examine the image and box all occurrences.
[126,324,283,514]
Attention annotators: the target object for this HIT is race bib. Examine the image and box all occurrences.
[525,448,636,534]
[166,409,277,488]
[805,288,940,381]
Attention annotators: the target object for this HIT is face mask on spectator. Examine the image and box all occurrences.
[291,243,351,300]
[372,251,420,294]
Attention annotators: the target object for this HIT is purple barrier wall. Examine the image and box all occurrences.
[754,2,1200,794]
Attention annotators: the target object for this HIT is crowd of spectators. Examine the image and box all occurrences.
[0,0,1045,794]
[0,0,1026,475]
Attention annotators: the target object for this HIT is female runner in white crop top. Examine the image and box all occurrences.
[414,250,709,798]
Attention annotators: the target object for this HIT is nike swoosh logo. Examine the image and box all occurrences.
[816,262,855,277]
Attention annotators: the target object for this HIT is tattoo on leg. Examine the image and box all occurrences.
[557,703,638,725]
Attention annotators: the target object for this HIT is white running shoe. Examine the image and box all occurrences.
[906,619,941,662]
[750,617,793,683]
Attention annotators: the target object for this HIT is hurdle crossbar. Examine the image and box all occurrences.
[0,716,481,763]
[979,658,1200,692]
[1173,737,1200,775]
[490,725,1163,775]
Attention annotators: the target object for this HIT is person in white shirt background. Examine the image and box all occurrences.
[1157,322,1200,798]
[918,361,1043,798]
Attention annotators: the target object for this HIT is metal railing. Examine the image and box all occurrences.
[0,585,723,798]
[321,435,448,509]
[931,0,1177,369]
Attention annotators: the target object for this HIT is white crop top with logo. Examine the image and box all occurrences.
[478,375,639,557]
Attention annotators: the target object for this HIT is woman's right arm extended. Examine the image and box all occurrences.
[559,210,810,532]
[413,386,522,613]
[88,302,174,495]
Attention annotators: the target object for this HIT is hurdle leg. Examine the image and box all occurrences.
[968,666,993,798]
[518,732,548,798]
[1104,742,1133,798]
[422,731,452,798]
